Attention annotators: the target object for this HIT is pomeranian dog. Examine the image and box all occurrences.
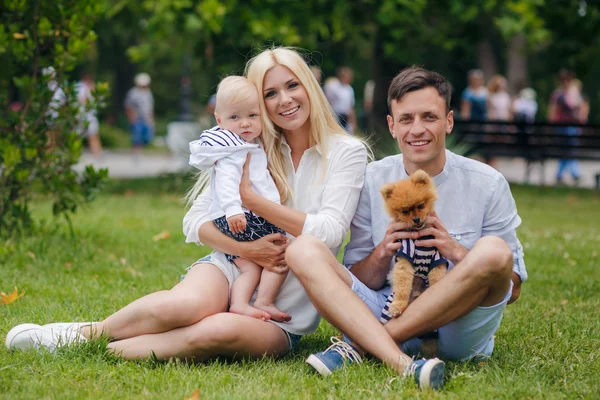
[380,169,448,318]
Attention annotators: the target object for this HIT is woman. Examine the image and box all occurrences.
[6,47,368,361]
[460,69,488,121]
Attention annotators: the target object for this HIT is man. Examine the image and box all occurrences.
[325,67,356,133]
[285,67,526,390]
[124,72,155,152]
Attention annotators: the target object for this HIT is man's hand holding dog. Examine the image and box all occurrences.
[413,211,469,265]
[415,211,522,304]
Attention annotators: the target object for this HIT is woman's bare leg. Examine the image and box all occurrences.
[81,263,229,340]
[254,270,291,322]
[229,259,271,321]
[107,313,289,361]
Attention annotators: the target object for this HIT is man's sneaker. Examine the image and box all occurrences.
[306,336,363,376]
[5,323,86,353]
[405,357,445,390]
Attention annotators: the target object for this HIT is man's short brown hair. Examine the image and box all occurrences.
[387,67,452,115]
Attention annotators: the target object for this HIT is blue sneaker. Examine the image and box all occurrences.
[405,358,445,390]
[306,337,363,376]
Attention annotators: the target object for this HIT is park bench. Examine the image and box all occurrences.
[453,120,600,190]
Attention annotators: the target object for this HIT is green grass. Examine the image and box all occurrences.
[1,181,599,399]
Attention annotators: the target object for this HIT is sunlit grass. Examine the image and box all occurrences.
[1,180,598,399]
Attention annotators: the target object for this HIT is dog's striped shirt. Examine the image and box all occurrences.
[380,235,448,324]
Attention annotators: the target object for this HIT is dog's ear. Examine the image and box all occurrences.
[411,169,431,186]
[380,184,394,199]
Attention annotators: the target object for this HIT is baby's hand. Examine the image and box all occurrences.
[227,214,247,234]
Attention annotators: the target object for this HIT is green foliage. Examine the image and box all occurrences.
[0,0,109,238]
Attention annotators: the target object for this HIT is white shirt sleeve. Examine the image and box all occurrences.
[214,151,247,219]
[183,187,213,246]
[342,178,375,268]
[483,175,528,281]
[301,142,367,249]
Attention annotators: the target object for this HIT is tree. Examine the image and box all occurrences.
[0,0,108,237]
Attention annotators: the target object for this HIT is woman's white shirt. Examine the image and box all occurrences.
[182,133,368,335]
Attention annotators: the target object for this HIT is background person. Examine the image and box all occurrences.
[325,67,356,133]
[75,72,103,157]
[124,72,155,152]
[460,69,488,121]
[548,69,582,185]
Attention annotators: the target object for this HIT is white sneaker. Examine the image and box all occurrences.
[6,323,86,353]
[43,322,94,332]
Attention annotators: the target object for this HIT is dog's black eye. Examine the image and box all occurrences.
[417,204,425,210]
[402,210,409,215]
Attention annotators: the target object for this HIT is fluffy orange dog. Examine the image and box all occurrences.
[380,170,448,318]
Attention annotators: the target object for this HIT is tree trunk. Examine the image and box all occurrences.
[371,30,406,132]
[506,33,528,95]
[477,38,497,81]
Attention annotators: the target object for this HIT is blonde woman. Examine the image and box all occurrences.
[6,47,368,361]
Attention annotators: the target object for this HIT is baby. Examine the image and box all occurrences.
[189,76,290,322]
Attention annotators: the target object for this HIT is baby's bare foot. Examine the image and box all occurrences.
[254,301,292,322]
[229,303,271,321]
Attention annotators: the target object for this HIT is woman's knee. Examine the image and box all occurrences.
[286,234,329,274]
[472,236,513,278]
[149,292,208,328]
[184,313,240,350]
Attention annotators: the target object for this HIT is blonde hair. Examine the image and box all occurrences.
[487,74,507,94]
[245,47,349,204]
[215,76,257,113]
[185,76,260,205]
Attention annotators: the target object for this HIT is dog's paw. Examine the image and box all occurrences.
[388,302,407,318]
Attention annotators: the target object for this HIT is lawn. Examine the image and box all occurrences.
[1,178,599,399]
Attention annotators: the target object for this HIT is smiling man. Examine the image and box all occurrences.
[285,67,527,390]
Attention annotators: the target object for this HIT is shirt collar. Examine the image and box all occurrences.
[280,135,332,158]
[432,150,451,186]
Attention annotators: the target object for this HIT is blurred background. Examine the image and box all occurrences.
[8,1,600,146]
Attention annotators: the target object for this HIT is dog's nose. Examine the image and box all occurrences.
[413,216,421,224]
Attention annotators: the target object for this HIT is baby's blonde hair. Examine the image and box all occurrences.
[245,47,349,204]
[185,75,260,205]
[215,76,258,114]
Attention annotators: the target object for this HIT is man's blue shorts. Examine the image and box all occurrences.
[131,119,154,145]
[347,269,513,361]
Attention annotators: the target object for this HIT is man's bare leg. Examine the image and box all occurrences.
[384,236,513,343]
[285,235,412,374]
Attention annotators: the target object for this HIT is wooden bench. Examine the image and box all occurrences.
[453,120,600,189]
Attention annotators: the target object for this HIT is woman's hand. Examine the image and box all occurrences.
[239,232,289,273]
[240,153,256,210]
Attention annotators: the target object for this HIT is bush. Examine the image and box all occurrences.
[0,1,108,237]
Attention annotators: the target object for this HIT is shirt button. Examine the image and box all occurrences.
[456,235,462,241]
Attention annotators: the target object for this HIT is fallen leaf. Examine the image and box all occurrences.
[1,287,25,305]
[184,389,200,400]
[26,251,36,259]
[153,231,171,241]
[120,257,127,265]
[124,189,134,196]
[64,262,72,268]
[478,361,487,366]
[561,300,568,305]
[13,33,26,39]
